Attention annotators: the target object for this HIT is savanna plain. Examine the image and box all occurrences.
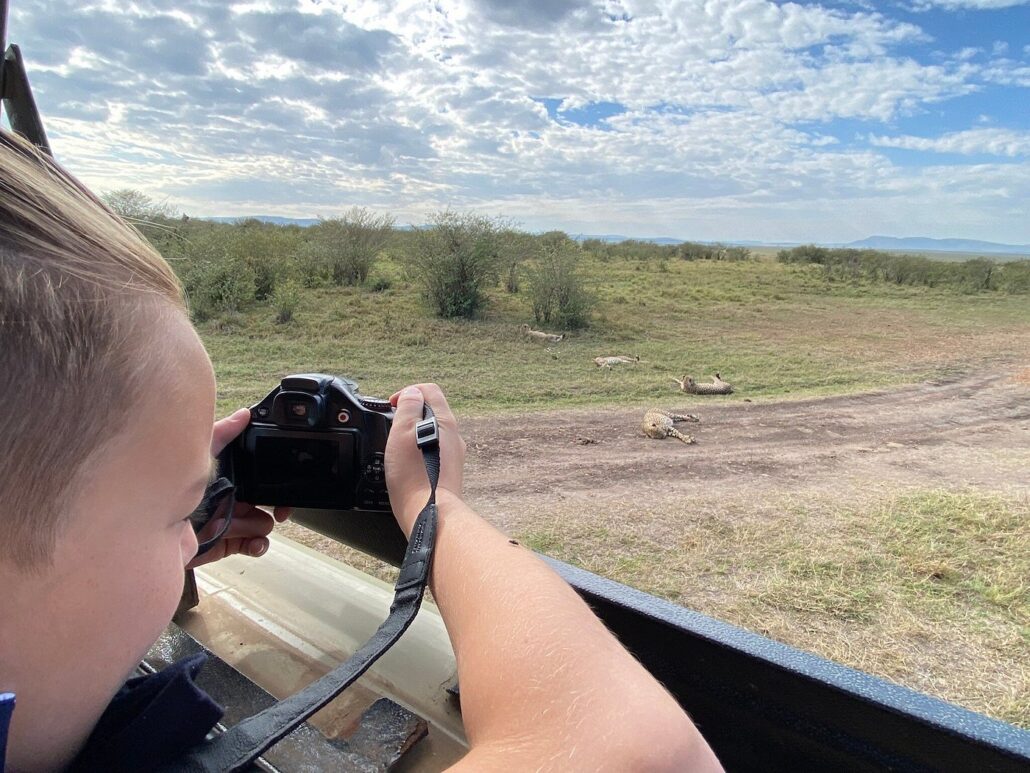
[170,227,1028,729]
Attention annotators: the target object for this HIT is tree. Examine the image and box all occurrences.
[101,189,177,222]
[526,232,593,329]
[303,207,395,286]
[404,210,505,319]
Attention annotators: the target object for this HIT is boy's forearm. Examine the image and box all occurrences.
[426,492,722,770]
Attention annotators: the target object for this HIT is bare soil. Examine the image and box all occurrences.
[461,367,1029,527]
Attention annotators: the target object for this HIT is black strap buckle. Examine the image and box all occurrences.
[415,416,439,449]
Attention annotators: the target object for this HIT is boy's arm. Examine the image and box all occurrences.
[386,386,723,771]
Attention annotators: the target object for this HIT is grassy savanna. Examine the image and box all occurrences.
[146,214,1029,728]
[197,253,1030,417]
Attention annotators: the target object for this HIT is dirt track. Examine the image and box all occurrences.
[460,368,1030,530]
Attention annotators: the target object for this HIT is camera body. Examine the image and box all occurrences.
[221,374,394,511]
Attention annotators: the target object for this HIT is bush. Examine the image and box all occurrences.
[776,245,1026,294]
[777,244,830,264]
[304,208,395,286]
[176,221,299,303]
[499,228,534,293]
[368,275,393,293]
[526,233,593,329]
[404,210,505,319]
[272,279,301,324]
[184,257,256,320]
[996,260,1030,293]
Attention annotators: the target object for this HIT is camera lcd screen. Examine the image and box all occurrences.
[255,435,352,485]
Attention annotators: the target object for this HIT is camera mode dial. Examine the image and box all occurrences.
[359,396,392,412]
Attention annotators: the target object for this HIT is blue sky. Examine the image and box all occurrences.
[5,0,1030,243]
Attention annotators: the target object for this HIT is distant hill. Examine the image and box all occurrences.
[844,236,1030,255]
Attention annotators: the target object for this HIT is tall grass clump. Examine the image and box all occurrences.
[404,210,505,319]
[526,232,594,329]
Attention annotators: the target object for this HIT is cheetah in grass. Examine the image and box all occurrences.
[642,409,700,444]
[672,372,734,395]
[520,324,565,343]
[594,355,639,369]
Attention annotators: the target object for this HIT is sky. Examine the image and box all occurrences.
[6,0,1030,243]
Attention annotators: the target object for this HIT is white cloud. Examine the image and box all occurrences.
[909,0,1030,9]
[869,128,1030,157]
[7,0,1030,241]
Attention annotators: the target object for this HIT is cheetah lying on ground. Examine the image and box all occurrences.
[672,372,734,395]
[642,409,700,444]
[520,324,564,343]
[594,355,639,369]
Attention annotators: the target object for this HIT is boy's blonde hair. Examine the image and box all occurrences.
[0,129,186,567]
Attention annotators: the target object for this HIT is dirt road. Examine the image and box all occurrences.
[460,368,1030,531]
[280,366,1029,725]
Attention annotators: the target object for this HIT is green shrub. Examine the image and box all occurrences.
[996,260,1030,293]
[526,234,594,330]
[368,275,393,293]
[272,279,301,324]
[778,244,830,264]
[184,257,256,320]
[403,210,505,319]
[778,245,1025,294]
[499,228,535,293]
[294,240,336,287]
[304,208,395,286]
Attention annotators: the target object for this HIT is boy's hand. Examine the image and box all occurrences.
[385,384,466,537]
[187,408,292,568]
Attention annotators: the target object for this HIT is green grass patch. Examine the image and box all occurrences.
[198,255,1030,416]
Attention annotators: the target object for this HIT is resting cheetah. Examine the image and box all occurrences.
[672,372,734,395]
[520,324,564,343]
[594,355,639,369]
[642,409,699,444]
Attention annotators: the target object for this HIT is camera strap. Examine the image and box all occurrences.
[163,406,441,773]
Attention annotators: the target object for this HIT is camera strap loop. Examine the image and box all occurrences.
[192,477,236,557]
[163,407,440,773]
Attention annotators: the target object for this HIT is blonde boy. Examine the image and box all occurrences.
[0,131,720,771]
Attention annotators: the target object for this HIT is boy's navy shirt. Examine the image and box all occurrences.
[1,692,14,772]
[69,653,223,772]
[0,655,222,773]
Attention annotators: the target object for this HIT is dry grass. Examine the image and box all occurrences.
[516,489,1030,728]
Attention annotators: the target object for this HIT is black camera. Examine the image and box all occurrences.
[220,374,395,511]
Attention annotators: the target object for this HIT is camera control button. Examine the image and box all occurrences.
[368,452,386,482]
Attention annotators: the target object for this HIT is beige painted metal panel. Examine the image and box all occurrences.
[179,533,467,769]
